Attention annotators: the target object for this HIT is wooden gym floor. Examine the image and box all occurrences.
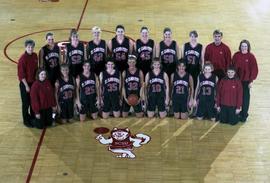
[0,0,270,182]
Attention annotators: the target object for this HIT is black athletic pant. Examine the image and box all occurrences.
[34,108,53,129]
[19,82,34,125]
[220,105,239,125]
[240,81,250,121]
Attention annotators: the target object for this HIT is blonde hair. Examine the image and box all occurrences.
[92,26,101,33]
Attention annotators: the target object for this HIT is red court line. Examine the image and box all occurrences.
[25,0,90,182]
[76,0,89,31]
[26,128,47,183]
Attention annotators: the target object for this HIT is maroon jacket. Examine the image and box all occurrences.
[232,51,258,82]
[204,42,231,71]
[217,78,243,109]
[17,52,38,83]
[30,79,56,114]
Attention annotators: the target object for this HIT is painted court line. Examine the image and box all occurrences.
[24,0,89,182]
[26,128,47,183]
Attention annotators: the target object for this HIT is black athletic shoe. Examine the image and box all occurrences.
[240,118,247,122]
[23,121,33,128]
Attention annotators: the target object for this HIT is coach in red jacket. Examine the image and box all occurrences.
[30,69,56,129]
[17,40,38,127]
[205,30,231,79]
[217,66,243,125]
[232,40,258,122]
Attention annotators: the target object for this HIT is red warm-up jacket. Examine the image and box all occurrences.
[232,51,258,82]
[217,78,243,109]
[30,79,56,114]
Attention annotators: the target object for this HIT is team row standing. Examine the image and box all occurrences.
[17,26,258,129]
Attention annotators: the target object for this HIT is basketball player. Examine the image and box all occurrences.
[17,39,38,127]
[87,26,107,76]
[232,40,258,122]
[182,30,204,89]
[107,25,133,72]
[39,32,62,86]
[171,60,194,119]
[145,58,169,118]
[65,29,85,78]
[55,64,75,123]
[99,59,121,118]
[204,30,231,79]
[122,55,144,118]
[194,63,218,121]
[156,27,180,77]
[135,26,155,76]
[76,61,99,121]
[30,69,56,129]
[217,66,243,125]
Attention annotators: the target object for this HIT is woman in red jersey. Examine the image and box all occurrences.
[217,66,243,125]
[18,39,38,127]
[232,40,258,122]
[30,69,56,129]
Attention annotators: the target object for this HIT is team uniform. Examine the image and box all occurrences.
[196,74,217,119]
[42,45,61,85]
[135,39,154,76]
[66,42,85,78]
[123,69,142,113]
[102,70,121,112]
[147,71,166,112]
[172,72,190,113]
[88,40,106,76]
[159,40,178,77]
[111,37,130,72]
[183,42,202,89]
[79,73,98,115]
[58,76,75,119]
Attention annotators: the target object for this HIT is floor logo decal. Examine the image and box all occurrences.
[95,127,151,159]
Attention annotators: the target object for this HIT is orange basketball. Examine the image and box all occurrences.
[127,94,139,106]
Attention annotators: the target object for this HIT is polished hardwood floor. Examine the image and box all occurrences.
[0,0,270,182]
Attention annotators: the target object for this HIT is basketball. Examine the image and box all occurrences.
[128,94,139,106]
[93,127,110,134]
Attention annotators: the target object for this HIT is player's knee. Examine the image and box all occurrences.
[92,113,98,120]
[147,111,154,118]
[181,113,188,119]
[113,112,120,118]
[159,112,167,119]
[122,112,128,118]
[136,112,143,118]
[102,112,109,119]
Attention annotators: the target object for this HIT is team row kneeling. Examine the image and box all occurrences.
[27,55,243,129]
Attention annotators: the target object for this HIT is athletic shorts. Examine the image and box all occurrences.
[103,94,120,112]
[196,97,215,119]
[60,100,74,119]
[172,96,188,113]
[147,94,165,112]
[80,97,98,115]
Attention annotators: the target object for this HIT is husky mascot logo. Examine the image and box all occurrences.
[96,127,151,159]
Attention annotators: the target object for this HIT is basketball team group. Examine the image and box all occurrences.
[17,25,258,129]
